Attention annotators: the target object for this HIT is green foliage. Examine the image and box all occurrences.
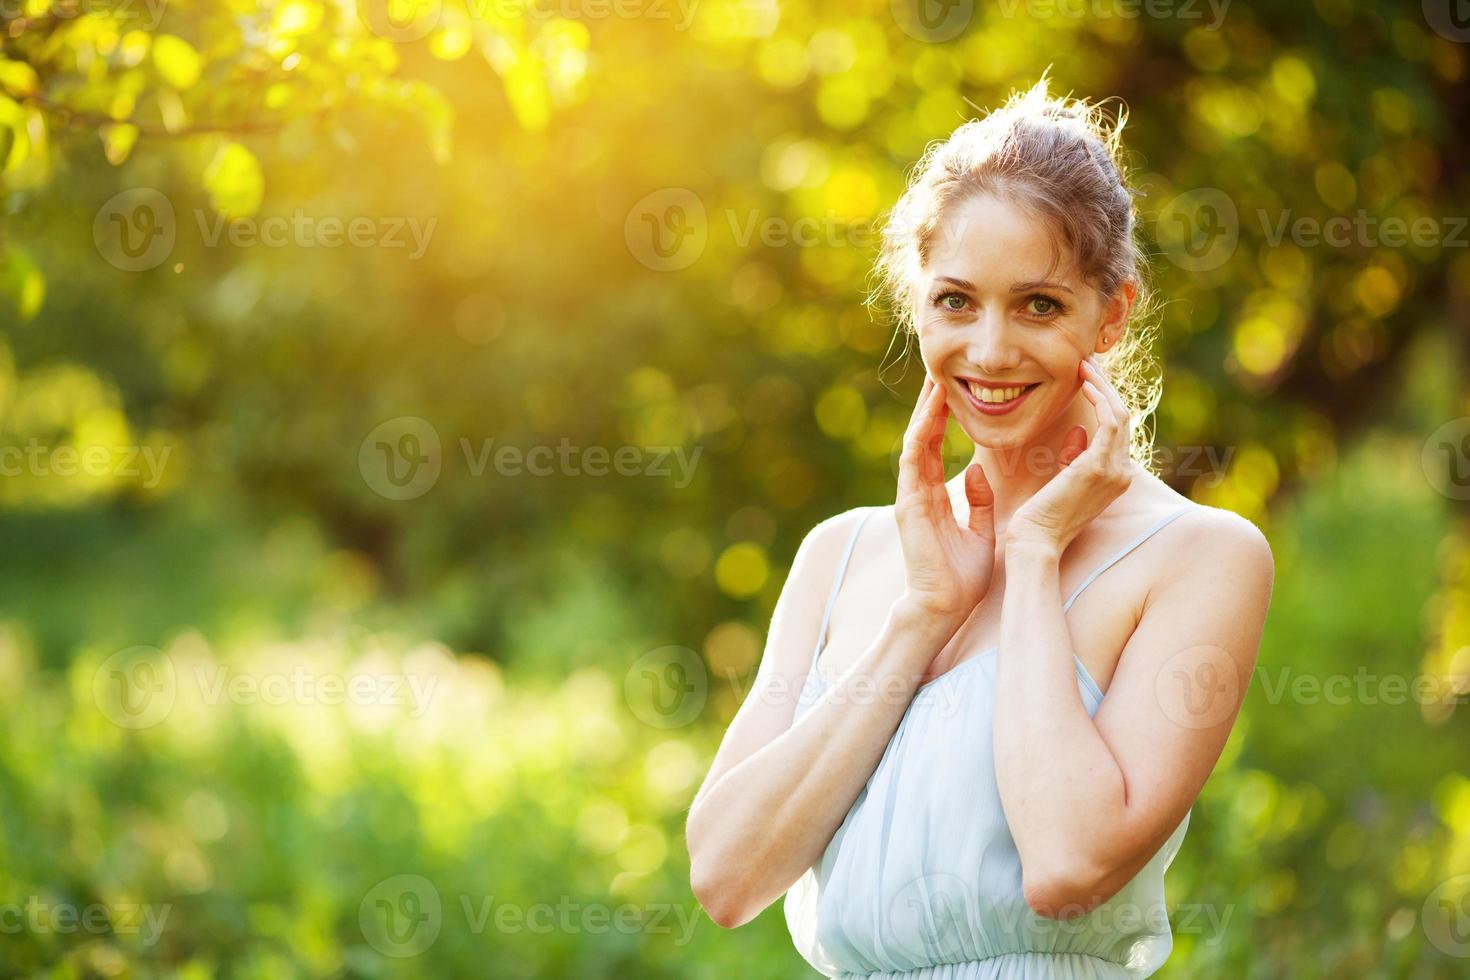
[0,0,1468,975]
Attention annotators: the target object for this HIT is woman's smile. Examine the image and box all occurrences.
[955,377,1043,416]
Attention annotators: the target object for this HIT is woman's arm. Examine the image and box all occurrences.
[992,508,1273,919]
[686,571,959,929]
[688,375,995,930]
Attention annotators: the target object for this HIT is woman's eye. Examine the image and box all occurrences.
[938,293,966,311]
[1026,296,1060,316]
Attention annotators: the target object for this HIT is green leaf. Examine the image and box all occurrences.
[0,247,45,321]
[503,59,549,133]
[203,141,264,218]
[152,35,202,90]
[0,60,39,97]
[101,123,138,165]
[0,94,28,173]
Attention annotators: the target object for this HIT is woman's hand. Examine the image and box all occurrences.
[1008,355,1135,554]
[895,375,997,622]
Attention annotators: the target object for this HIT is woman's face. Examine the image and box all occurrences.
[912,192,1131,450]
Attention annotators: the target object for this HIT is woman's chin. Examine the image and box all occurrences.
[959,426,1030,452]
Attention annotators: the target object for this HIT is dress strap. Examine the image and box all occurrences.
[1062,506,1192,612]
[812,508,876,668]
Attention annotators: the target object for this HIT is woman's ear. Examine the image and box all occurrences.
[1095,279,1137,353]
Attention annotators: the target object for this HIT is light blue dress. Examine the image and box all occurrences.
[784,505,1194,979]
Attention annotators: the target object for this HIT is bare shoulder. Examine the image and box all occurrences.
[758,504,889,681]
[789,504,886,585]
[1155,501,1275,602]
[1169,502,1273,564]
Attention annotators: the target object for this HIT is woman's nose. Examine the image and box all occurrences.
[967,309,1022,372]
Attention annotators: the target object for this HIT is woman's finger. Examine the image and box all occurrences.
[1058,424,1088,467]
[1069,381,1117,473]
[902,375,937,446]
[963,463,994,536]
[918,379,950,451]
[1081,359,1129,436]
[914,380,951,487]
[1081,377,1131,476]
[1083,356,1127,411]
[898,380,946,498]
[1080,366,1122,444]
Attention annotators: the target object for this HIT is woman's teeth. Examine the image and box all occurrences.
[967,382,1033,403]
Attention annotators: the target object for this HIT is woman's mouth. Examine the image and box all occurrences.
[958,379,1041,416]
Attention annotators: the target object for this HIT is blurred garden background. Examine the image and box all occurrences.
[1,0,1469,975]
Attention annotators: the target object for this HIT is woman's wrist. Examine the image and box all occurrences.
[890,594,970,639]
[1005,535,1063,566]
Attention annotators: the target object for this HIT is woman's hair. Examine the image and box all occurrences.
[868,74,1162,470]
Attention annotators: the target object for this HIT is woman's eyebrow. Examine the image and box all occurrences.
[1010,278,1075,294]
[932,275,1077,295]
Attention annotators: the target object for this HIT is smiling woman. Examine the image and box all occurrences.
[870,74,1160,469]
[686,75,1274,980]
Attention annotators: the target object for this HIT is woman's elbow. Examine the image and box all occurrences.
[1021,858,1115,920]
[690,859,757,929]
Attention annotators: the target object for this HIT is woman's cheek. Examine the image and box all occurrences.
[913,329,940,371]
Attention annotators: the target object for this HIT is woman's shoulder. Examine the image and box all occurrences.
[1161,496,1269,547]
[1143,494,1274,585]
[1130,468,1269,546]
[799,503,892,554]
[789,504,895,583]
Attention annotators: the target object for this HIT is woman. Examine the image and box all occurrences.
[686,78,1274,978]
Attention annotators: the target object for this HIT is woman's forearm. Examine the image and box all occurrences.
[991,541,1128,912]
[688,599,959,927]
